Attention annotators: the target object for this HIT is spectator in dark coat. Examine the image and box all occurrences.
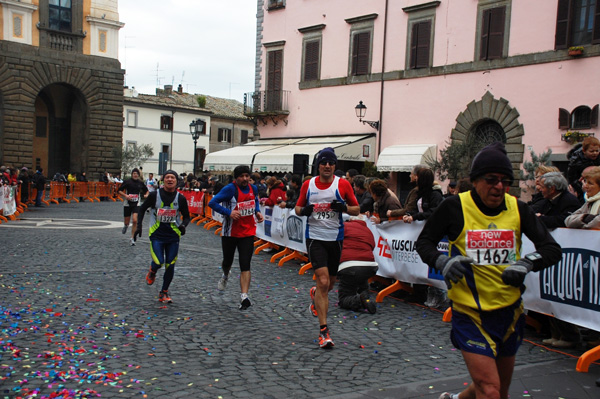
[281,174,302,209]
[567,137,600,202]
[402,168,443,223]
[18,167,30,203]
[34,168,46,207]
[388,164,428,219]
[369,179,401,223]
[534,172,580,229]
[353,175,374,214]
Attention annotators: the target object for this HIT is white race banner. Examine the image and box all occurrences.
[2,186,16,216]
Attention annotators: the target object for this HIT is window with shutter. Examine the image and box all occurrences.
[592,105,599,127]
[559,108,570,130]
[160,115,172,131]
[555,0,572,49]
[593,3,600,43]
[480,7,505,60]
[555,0,599,48]
[410,21,431,69]
[572,106,592,129]
[241,130,249,144]
[351,31,370,76]
[303,40,320,81]
[267,50,283,111]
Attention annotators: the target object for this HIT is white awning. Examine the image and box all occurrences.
[252,135,376,173]
[203,139,297,172]
[376,144,437,172]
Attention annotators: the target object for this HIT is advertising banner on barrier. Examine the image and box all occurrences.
[178,190,204,215]
[252,206,600,331]
[2,186,16,216]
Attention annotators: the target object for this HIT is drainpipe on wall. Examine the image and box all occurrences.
[170,110,175,169]
[377,0,389,156]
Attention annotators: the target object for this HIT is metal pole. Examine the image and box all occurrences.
[193,139,198,176]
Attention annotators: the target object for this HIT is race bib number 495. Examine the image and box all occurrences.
[237,200,255,217]
[157,208,177,223]
[466,229,516,265]
[313,203,337,220]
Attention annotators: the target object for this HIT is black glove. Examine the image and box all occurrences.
[178,224,186,236]
[330,200,347,213]
[134,227,142,241]
[435,255,473,288]
[501,257,534,287]
[582,214,597,224]
[300,204,314,216]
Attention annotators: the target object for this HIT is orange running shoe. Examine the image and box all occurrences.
[146,269,156,285]
[159,290,172,303]
[318,327,334,349]
[309,286,318,317]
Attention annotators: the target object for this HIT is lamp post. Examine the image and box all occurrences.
[355,100,379,131]
[189,119,205,176]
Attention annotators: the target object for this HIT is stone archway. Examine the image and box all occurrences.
[451,91,525,187]
[35,83,88,176]
[0,42,123,177]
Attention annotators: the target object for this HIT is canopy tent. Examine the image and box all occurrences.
[204,134,375,174]
[375,144,437,172]
[252,135,375,173]
[203,138,297,172]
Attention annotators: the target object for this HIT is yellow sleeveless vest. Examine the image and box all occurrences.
[448,191,522,311]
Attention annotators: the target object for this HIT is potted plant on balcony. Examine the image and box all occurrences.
[562,131,592,144]
[568,46,584,56]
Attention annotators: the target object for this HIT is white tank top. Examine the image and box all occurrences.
[305,176,344,241]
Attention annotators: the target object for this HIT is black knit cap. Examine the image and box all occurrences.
[162,169,178,180]
[316,147,337,165]
[469,142,514,181]
[234,165,251,178]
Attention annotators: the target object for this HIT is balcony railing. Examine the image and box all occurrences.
[37,23,85,52]
[244,90,290,116]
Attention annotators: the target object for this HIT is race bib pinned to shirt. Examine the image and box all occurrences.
[312,203,337,220]
[237,200,255,217]
[157,208,177,223]
[466,229,517,265]
[128,194,139,203]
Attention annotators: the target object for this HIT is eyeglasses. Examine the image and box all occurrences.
[320,161,335,166]
[483,176,513,187]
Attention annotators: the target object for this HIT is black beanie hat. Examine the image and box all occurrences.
[162,169,178,180]
[234,165,251,178]
[469,142,513,181]
[316,147,337,165]
[132,168,140,176]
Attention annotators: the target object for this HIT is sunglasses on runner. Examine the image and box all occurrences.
[483,175,513,187]
[319,161,335,166]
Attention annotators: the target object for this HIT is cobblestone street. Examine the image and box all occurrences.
[1,201,597,398]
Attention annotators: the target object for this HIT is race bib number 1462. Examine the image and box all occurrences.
[466,229,517,265]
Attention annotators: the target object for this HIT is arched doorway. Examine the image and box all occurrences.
[449,91,525,192]
[34,84,88,176]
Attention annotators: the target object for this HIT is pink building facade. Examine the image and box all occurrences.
[247,0,599,196]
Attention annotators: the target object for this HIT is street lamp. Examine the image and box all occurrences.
[189,119,206,176]
[355,100,379,131]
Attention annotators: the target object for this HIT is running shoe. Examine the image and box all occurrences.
[159,290,172,303]
[309,286,318,317]
[239,297,252,310]
[318,327,334,349]
[146,269,156,285]
[438,393,454,399]
[217,275,228,291]
[130,238,135,246]
[122,225,128,234]
[360,291,377,314]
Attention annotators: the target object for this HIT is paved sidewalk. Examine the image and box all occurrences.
[1,201,598,398]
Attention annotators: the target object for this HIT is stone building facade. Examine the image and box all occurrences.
[0,0,124,180]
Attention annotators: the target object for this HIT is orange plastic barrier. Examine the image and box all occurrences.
[49,182,71,204]
[70,182,90,202]
[95,182,113,201]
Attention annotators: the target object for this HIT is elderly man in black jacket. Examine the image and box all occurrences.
[535,171,580,229]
